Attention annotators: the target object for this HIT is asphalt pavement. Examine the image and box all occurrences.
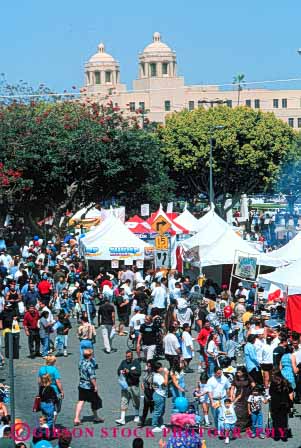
[5,320,301,448]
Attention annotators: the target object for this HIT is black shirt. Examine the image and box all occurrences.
[0,308,16,330]
[117,359,141,386]
[139,323,158,346]
[273,345,286,368]
[98,302,115,325]
[116,296,129,316]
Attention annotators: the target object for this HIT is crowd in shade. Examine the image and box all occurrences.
[0,232,300,448]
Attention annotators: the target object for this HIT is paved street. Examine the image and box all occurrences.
[6,321,300,448]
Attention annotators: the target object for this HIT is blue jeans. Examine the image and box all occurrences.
[40,401,55,428]
[40,336,50,357]
[212,404,222,431]
[208,356,216,377]
[152,392,166,427]
[251,411,263,435]
[55,335,64,353]
[222,324,230,341]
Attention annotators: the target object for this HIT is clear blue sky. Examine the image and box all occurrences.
[2,0,301,92]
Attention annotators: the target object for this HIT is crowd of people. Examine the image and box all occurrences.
[0,234,300,447]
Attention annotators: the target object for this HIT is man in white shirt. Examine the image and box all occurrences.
[129,307,145,335]
[0,250,13,270]
[254,328,265,364]
[163,326,180,368]
[207,367,231,433]
[151,281,167,312]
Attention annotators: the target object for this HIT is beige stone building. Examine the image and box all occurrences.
[84,32,301,128]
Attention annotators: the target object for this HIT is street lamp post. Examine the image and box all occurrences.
[209,125,225,205]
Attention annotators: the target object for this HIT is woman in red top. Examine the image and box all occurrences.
[38,274,53,306]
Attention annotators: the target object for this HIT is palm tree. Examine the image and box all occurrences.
[233,73,245,106]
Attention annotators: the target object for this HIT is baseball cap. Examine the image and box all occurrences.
[136,283,145,289]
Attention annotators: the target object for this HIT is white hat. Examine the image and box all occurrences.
[136,283,145,289]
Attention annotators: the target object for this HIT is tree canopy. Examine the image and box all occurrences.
[158,105,299,215]
[0,98,173,230]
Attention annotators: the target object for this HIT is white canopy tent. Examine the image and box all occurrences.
[71,204,102,222]
[181,208,282,268]
[174,208,200,233]
[79,215,152,261]
[259,258,301,294]
[266,231,301,264]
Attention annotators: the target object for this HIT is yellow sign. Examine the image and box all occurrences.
[155,235,169,250]
[151,214,171,235]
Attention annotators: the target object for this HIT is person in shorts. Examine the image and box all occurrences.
[74,349,104,425]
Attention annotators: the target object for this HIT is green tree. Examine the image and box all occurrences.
[158,106,298,216]
[233,73,245,106]
[0,97,173,233]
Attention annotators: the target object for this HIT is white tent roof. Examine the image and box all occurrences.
[72,204,102,221]
[174,209,200,233]
[266,231,301,264]
[259,258,301,294]
[181,208,281,268]
[80,215,151,261]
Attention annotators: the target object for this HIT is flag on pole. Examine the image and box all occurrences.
[267,283,283,302]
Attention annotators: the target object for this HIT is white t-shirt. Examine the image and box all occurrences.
[254,338,265,364]
[207,340,218,357]
[182,331,193,359]
[129,313,145,331]
[153,372,166,397]
[220,404,237,424]
[261,344,273,364]
[152,286,166,309]
[176,308,193,326]
[207,374,230,400]
[163,333,180,355]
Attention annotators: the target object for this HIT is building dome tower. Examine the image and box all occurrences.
[138,32,177,79]
[84,42,126,95]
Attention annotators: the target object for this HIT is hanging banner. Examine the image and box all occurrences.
[124,258,133,266]
[111,259,119,269]
[141,204,150,217]
[167,202,173,213]
[155,250,170,269]
[155,235,169,250]
[136,259,144,269]
[235,256,257,280]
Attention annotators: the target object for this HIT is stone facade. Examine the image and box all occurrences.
[84,33,301,128]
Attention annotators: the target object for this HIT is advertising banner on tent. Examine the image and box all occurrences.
[84,245,144,261]
[141,204,150,217]
[235,256,257,280]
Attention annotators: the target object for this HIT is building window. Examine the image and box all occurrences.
[162,63,168,75]
[165,100,171,111]
[282,98,287,108]
[188,101,195,111]
[288,118,294,127]
[254,99,260,109]
[226,100,232,108]
[129,102,135,112]
[95,71,101,84]
[141,63,145,76]
[198,100,204,108]
[273,99,279,108]
[139,102,145,112]
[245,99,251,107]
[150,63,157,77]
[105,71,111,83]
[298,118,301,128]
